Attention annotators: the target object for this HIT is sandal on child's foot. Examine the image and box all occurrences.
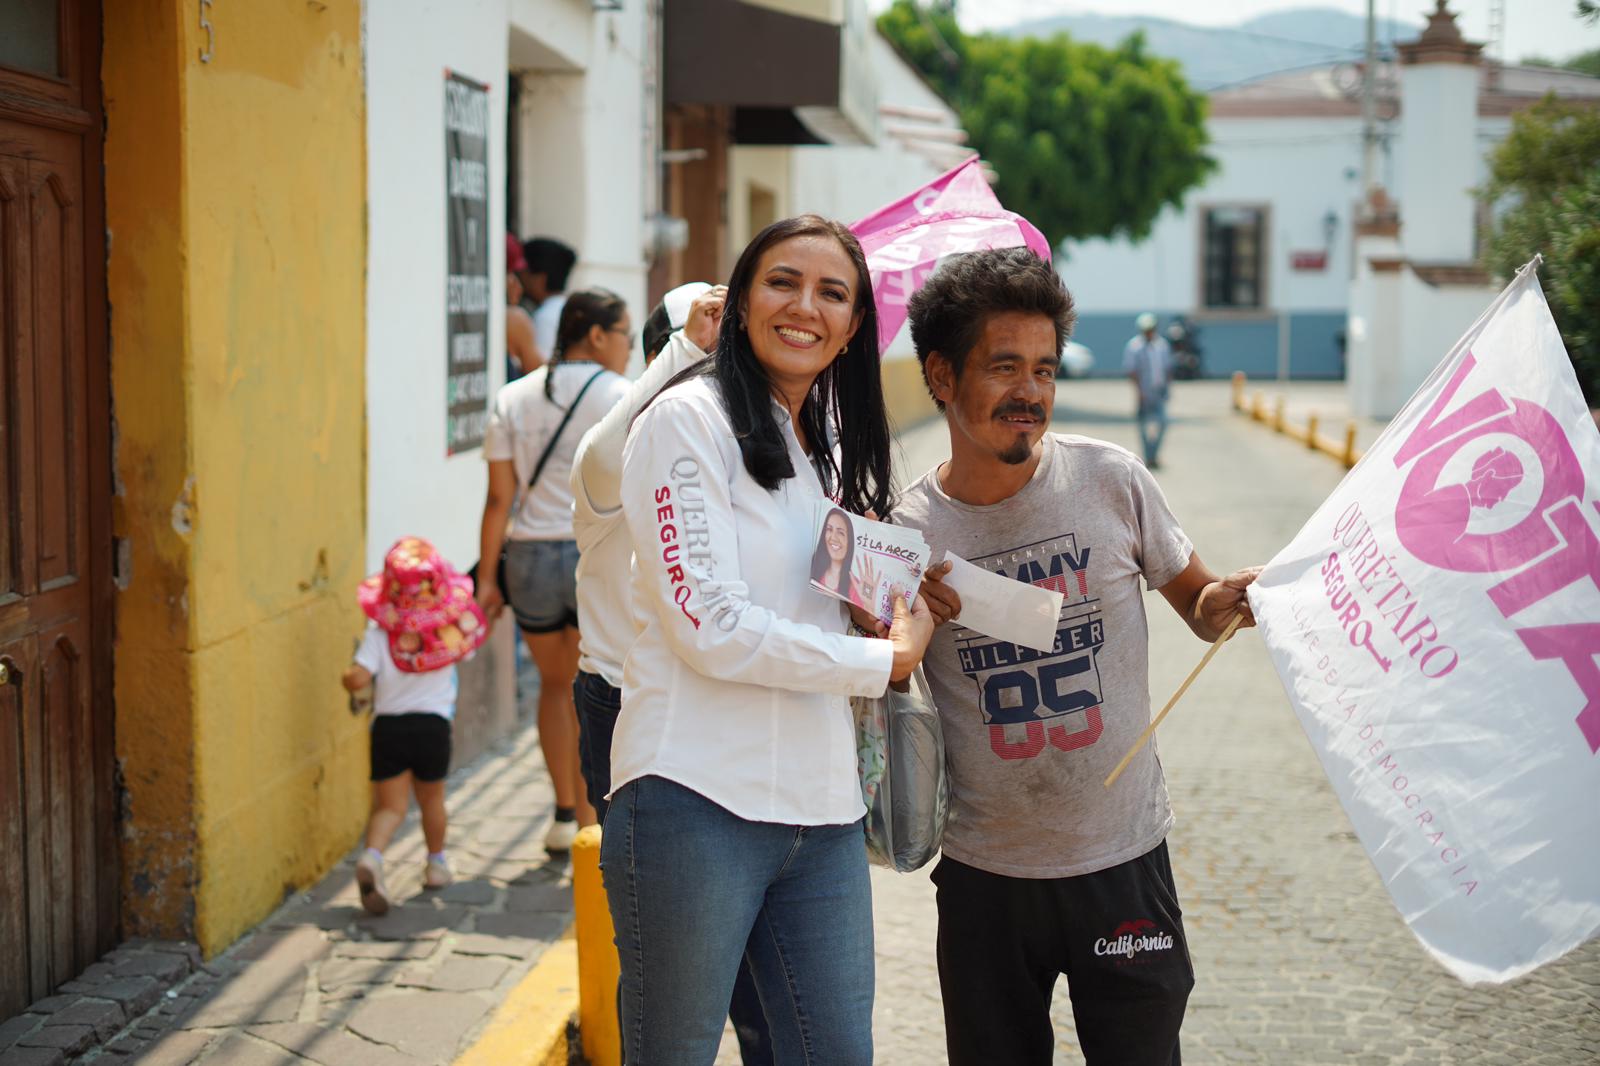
[355,852,390,916]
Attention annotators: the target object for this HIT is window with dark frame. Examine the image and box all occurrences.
[1202,206,1265,309]
[0,2,61,76]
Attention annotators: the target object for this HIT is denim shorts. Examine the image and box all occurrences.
[504,539,580,634]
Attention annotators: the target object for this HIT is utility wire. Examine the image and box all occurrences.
[1202,56,1397,96]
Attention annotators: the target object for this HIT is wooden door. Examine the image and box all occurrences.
[0,0,116,1018]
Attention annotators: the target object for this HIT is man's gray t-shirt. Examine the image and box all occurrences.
[895,434,1193,879]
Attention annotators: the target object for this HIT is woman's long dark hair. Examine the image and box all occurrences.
[670,215,892,517]
[546,288,627,405]
[809,507,855,593]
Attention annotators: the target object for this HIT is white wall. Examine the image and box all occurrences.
[1346,233,1402,418]
[365,0,509,574]
[1397,63,1480,263]
[1394,269,1499,416]
[729,147,793,253]
[512,5,651,358]
[514,71,587,251]
[1061,115,1364,316]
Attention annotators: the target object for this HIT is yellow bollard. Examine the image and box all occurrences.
[1272,396,1286,433]
[1343,422,1360,468]
[1251,391,1266,421]
[572,825,622,1066]
[1231,371,1246,411]
[1306,412,1320,449]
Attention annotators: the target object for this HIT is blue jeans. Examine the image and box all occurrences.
[574,670,621,824]
[601,776,874,1066]
[1137,394,1170,466]
[578,677,774,1065]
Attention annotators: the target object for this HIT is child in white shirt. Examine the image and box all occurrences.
[342,537,487,915]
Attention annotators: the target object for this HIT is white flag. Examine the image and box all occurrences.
[1248,263,1600,984]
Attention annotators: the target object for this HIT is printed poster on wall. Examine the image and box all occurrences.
[1247,262,1600,984]
[445,70,490,455]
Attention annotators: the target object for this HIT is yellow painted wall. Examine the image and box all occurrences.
[882,356,938,434]
[105,0,368,954]
[104,1,198,939]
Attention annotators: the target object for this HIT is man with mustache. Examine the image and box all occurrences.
[893,247,1261,1066]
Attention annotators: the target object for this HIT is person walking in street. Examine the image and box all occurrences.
[604,216,935,1065]
[477,289,632,851]
[343,537,489,915]
[897,248,1262,1066]
[1124,310,1173,469]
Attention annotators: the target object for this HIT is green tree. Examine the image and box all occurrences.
[876,0,1214,245]
[1482,97,1600,400]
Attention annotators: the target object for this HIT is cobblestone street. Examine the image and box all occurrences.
[726,380,1600,1065]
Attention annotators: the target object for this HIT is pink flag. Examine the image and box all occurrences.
[849,157,1053,352]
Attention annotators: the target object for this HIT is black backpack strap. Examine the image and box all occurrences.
[527,366,608,491]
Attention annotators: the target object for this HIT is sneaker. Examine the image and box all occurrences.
[544,818,579,853]
[423,856,453,890]
[355,852,390,916]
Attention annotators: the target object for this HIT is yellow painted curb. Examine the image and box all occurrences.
[454,929,577,1066]
[573,825,621,1066]
[1230,372,1365,469]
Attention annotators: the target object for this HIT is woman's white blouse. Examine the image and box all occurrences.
[611,375,894,825]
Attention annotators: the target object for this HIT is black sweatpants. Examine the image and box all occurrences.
[933,841,1194,1066]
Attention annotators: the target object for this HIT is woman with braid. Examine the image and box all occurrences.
[478,289,632,850]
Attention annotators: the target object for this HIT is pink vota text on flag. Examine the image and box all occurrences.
[1247,261,1600,985]
[849,157,1054,353]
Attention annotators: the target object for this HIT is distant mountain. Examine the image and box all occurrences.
[1000,6,1421,91]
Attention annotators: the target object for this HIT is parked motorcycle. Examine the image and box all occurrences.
[1165,316,1204,380]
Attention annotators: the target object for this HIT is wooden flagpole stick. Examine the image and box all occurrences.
[1104,613,1245,789]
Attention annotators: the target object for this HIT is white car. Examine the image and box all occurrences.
[1058,340,1095,379]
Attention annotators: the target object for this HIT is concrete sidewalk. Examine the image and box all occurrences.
[25,694,577,1066]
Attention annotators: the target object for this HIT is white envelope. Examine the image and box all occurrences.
[941,553,1063,653]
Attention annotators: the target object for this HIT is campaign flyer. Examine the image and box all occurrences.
[809,502,929,627]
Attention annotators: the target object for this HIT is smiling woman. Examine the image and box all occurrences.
[606,214,936,1064]
[709,216,896,517]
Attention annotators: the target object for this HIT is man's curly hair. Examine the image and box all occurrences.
[907,247,1076,411]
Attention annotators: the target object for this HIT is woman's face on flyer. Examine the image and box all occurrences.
[742,235,863,396]
[824,513,850,563]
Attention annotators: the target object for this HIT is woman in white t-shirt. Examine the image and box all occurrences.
[478,289,631,850]
[606,216,934,1064]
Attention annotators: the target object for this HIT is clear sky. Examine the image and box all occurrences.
[865,1,1599,65]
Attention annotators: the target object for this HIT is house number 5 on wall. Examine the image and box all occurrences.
[200,0,215,63]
